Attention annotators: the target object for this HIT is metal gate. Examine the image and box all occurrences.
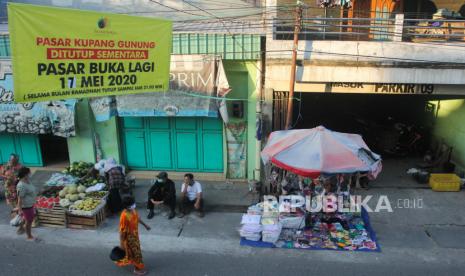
[120,117,224,172]
[273,91,289,131]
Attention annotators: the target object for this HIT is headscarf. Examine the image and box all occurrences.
[104,158,119,173]
[103,158,126,175]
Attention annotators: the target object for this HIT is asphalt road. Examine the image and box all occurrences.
[2,238,464,276]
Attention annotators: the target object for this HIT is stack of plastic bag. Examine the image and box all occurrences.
[262,218,282,243]
[239,214,262,241]
[45,173,78,186]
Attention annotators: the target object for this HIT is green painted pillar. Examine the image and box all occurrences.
[67,99,96,163]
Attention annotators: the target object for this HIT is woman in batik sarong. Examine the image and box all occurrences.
[1,154,23,207]
[116,196,151,275]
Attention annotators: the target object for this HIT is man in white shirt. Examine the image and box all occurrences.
[178,173,204,218]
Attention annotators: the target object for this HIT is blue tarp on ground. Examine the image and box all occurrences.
[240,207,381,252]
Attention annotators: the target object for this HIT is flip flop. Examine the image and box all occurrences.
[133,269,147,275]
[26,237,41,243]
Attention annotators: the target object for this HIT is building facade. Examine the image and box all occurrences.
[263,0,465,173]
[0,31,263,181]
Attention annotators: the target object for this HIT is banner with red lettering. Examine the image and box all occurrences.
[8,3,171,103]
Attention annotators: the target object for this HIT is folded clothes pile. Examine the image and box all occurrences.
[239,214,262,241]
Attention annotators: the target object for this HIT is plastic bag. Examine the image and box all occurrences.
[10,214,23,227]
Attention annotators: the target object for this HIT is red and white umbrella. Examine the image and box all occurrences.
[261,126,382,178]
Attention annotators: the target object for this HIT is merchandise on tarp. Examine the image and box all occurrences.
[0,60,77,137]
[240,207,380,252]
[261,126,382,179]
[90,55,231,122]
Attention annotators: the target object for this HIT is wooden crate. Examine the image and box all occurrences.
[37,206,67,228]
[67,207,106,230]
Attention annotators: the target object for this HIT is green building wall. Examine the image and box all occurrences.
[433,99,465,171]
[68,100,121,164]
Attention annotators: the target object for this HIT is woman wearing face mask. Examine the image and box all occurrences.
[15,167,37,241]
[116,196,151,275]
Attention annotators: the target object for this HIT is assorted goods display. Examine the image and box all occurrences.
[35,160,115,229]
[240,201,379,251]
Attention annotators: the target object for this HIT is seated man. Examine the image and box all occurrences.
[179,173,204,218]
[147,172,176,220]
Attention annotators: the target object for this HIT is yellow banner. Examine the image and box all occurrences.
[8,3,172,103]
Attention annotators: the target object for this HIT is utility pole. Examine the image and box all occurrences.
[285,1,303,130]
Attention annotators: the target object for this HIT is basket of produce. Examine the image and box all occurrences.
[68,198,106,217]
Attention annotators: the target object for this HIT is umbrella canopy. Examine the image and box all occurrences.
[261,126,382,178]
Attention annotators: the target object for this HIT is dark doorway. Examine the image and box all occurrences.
[39,135,69,167]
[290,93,437,158]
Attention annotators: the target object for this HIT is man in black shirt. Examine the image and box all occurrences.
[147,172,176,220]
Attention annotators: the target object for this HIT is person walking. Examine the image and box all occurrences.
[147,172,176,220]
[116,196,151,275]
[15,167,37,241]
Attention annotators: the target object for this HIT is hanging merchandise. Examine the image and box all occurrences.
[316,0,351,8]
[225,121,247,179]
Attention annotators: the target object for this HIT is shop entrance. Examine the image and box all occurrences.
[39,135,69,167]
[289,93,436,158]
[120,117,224,172]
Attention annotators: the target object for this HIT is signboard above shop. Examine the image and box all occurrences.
[7,3,172,103]
[266,81,465,96]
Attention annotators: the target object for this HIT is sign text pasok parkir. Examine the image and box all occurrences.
[8,3,172,103]
[330,83,434,94]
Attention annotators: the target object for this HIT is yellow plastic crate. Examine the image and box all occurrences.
[429,174,461,192]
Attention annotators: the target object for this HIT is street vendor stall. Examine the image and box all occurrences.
[239,126,382,252]
[35,161,112,229]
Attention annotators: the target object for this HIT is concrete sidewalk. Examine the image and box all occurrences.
[28,170,258,212]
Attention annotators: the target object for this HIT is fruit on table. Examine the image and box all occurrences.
[35,196,60,209]
[64,161,94,178]
[77,185,86,193]
[85,191,107,199]
[60,199,71,207]
[74,198,101,211]
[69,194,79,202]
